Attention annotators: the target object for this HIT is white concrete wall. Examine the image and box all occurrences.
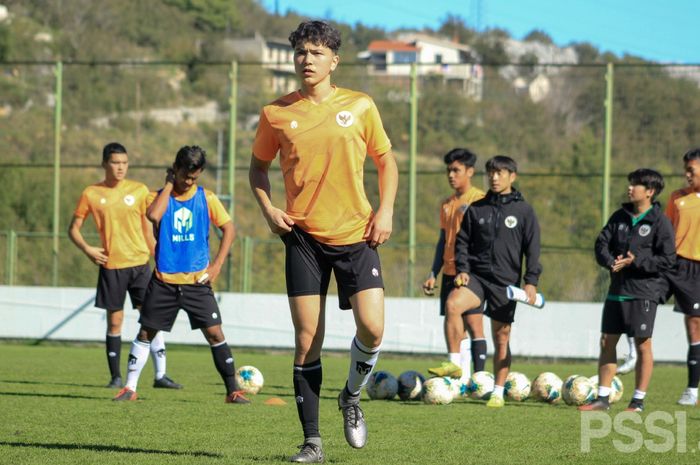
[0,285,687,361]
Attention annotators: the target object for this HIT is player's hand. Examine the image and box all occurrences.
[85,246,108,266]
[422,276,436,296]
[205,263,222,284]
[165,168,175,185]
[265,206,294,235]
[612,251,635,272]
[364,208,392,249]
[524,284,537,305]
[454,272,470,287]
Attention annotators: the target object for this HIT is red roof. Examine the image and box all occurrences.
[367,40,419,52]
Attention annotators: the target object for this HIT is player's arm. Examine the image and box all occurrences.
[141,214,156,256]
[423,229,445,294]
[365,150,398,248]
[454,209,473,286]
[522,207,542,304]
[68,215,108,266]
[248,155,294,235]
[207,220,234,284]
[594,217,617,269]
[146,169,175,225]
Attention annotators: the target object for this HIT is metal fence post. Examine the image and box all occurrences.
[407,62,418,296]
[227,61,238,292]
[6,230,16,285]
[602,62,614,226]
[52,61,63,286]
[241,236,253,293]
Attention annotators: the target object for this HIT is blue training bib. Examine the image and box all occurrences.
[156,186,210,273]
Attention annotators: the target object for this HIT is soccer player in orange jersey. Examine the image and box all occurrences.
[249,21,398,463]
[424,148,486,380]
[69,142,181,390]
[666,148,700,406]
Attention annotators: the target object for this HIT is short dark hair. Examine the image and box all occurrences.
[102,142,127,163]
[174,145,206,172]
[444,148,477,168]
[683,147,700,164]
[485,155,517,173]
[289,21,342,53]
[628,168,664,200]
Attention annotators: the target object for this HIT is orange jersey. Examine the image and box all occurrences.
[147,186,231,285]
[252,87,392,245]
[73,179,150,269]
[440,186,486,275]
[666,188,700,261]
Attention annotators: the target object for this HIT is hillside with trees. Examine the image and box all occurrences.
[1,0,699,300]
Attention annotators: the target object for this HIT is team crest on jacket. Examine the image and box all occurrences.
[336,110,354,127]
[504,215,518,228]
[123,195,135,206]
[639,224,651,237]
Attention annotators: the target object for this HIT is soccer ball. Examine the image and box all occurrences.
[235,365,264,395]
[531,372,563,403]
[505,372,531,401]
[422,376,454,405]
[451,377,471,400]
[397,370,425,401]
[366,371,399,400]
[589,375,624,403]
[469,371,495,400]
[562,375,595,406]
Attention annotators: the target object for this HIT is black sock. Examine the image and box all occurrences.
[598,395,610,405]
[106,334,122,378]
[688,343,700,388]
[293,359,322,440]
[471,339,487,372]
[210,343,237,394]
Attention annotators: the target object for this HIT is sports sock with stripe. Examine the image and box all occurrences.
[106,333,122,379]
[210,341,237,394]
[346,336,380,396]
[293,359,322,441]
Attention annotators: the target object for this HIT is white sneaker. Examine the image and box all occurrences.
[616,355,637,375]
[677,388,698,406]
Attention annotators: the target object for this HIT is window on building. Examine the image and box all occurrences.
[435,54,443,64]
[393,51,417,64]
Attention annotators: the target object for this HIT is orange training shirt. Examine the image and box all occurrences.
[252,87,392,245]
[666,187,700,261]
[147,186,231,285]
[440,186,486,275]
[74,179,150,269]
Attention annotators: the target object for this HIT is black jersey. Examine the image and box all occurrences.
[455,189,542,287]
[595,202,676,301]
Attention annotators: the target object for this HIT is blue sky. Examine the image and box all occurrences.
[261,0,699,64]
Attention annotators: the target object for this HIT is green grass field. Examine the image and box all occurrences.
[1,340,699,465]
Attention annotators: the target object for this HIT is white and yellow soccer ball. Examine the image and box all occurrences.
[469,371,495,400]
[367,371,399,400]
[235,365,264,395]
[562,375,595,406]
[505,371,531,401]
[397,370,425,401]
[451,377,471,400]
[531,372,563,404]
[589,375,624,403]
[422,376,454,405]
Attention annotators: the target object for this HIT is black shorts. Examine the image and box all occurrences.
[440,274,484,317]
[465,274,516,324]
[668,257,700,315]
[139,275,222,332]
[601,299,657,338]
[281,226,384,310]
[95,264,151,311]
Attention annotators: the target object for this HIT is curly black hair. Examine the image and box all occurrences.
[289,20,341,53]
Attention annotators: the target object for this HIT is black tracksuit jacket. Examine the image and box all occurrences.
[455,189,542,287]
[594,202,676,301]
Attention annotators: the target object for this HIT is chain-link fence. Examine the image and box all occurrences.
[2,61,698,300]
